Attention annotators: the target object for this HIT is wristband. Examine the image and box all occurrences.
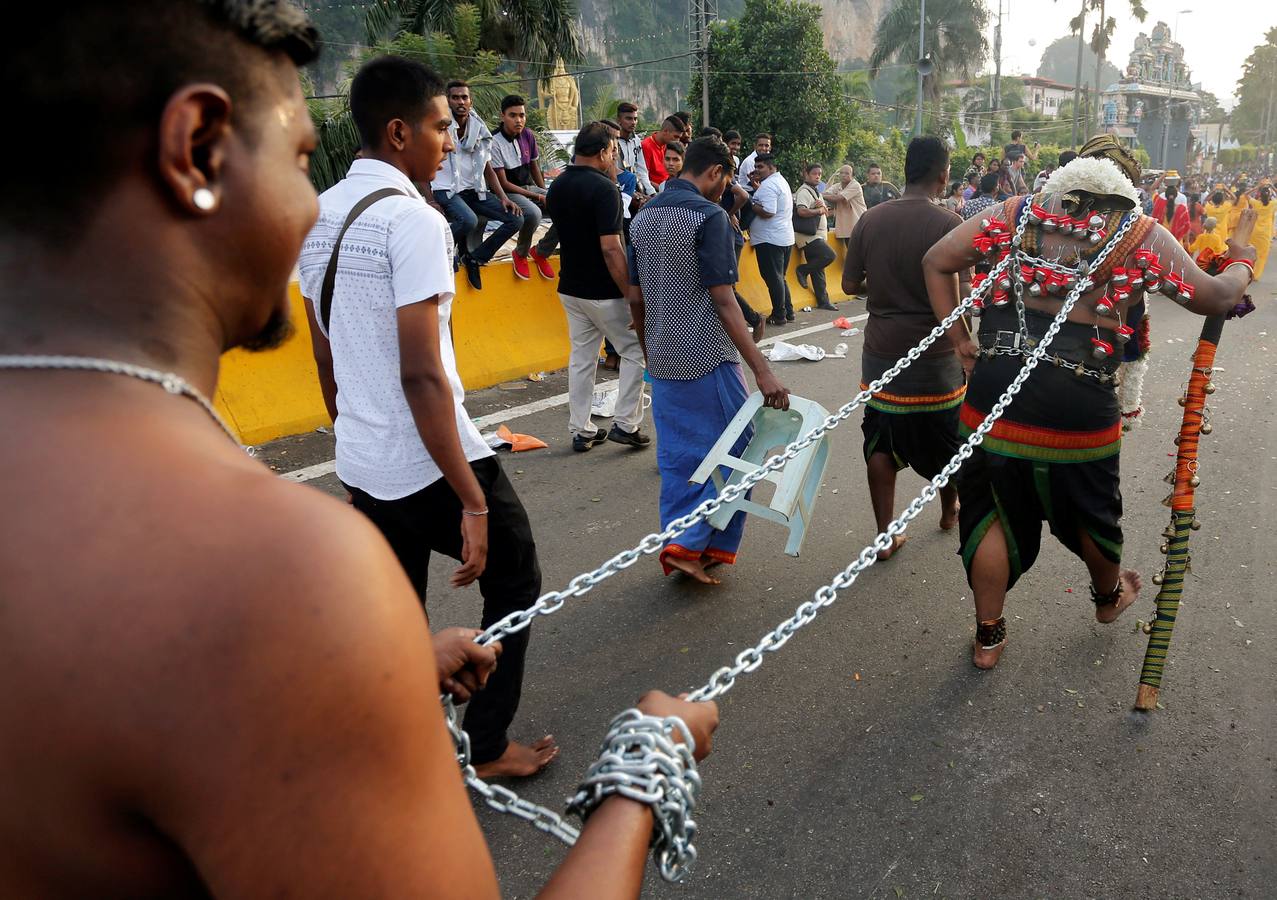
[1221,258,1255,283]
[462,507,489,517]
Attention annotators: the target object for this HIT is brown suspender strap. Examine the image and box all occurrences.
[319,188,406,333]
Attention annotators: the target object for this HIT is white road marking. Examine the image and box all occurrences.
[277,313,870,483]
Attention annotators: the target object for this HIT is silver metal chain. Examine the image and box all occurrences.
[565,709,702,882]
[684,209,1137,703]
[472,249,1020,652]
[445,209,1136,876]
[0,354,242,447]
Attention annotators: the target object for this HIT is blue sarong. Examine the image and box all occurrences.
[650,362,751,572]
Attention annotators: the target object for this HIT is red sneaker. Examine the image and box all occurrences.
[529,247,556,280]
[511,251,531,281]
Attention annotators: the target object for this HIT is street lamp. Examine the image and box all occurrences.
[1159,9,1192,170]
[915,0,928,136]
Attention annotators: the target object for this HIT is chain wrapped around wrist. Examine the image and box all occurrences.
[565,709,702,882]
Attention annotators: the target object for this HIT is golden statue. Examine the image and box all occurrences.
[540,59,580,131]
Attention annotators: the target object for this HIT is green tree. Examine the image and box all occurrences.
[308,5,543,192]
[365,0,580,75]
[1072,0,1146,126]
[689,0,851,179]
[1232,28,1277,146]
[869,0,989,134]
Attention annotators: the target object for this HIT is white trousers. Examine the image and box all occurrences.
[558,293,645,436]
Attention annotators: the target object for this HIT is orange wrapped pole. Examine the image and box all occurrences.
[1134,314,1224,711]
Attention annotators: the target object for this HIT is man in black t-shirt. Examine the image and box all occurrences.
[545,122,651,453]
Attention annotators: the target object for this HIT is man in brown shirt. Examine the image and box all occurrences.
[842,136,968,557]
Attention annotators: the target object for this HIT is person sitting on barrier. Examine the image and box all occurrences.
[629,137,791,584]
[430,79,523,291]
[923,134,1259,670]
[0,4,719,896]
[491,93,558,281]
[301,55,557,778]
[842,136,967,559]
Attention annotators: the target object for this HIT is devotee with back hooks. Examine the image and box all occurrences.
[923,136,1257,669]
[0,3,720,897]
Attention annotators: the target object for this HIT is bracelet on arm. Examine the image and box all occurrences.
[565,709,702,883]
[1219,257,1255,283]
[462,507,489,517]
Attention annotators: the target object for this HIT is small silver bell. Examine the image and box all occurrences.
[1028,282,1042,296]
[1204,381,1216,394]
[1200,422,1213,435]
[1042,218,1057,233]
[1058,220,1075,236]
[1088,214,1104,230]
[1152,572,1164,585]
[1089,231,1102,245]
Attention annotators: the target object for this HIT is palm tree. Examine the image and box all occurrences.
[1080,0,1147,125]
[869,0,989,133]
[365,0,580,75]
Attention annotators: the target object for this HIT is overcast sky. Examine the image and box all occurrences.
[992,0,1275,107]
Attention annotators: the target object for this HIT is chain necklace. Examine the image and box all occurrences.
[0,354,242,448]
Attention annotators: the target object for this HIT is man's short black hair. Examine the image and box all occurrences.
[905,136,949,186]
[662,116,684,132]
[683,136,734,177]
[1011,129,1023,141]
[446,80,470,95]
[4,0,318,242]
[1058,150,1078,167]
[617,101,639,115]
[574,121,614,157]
[804,161,823,174]
[351,56,445,149]
[724,129,742,143]
[600,119,621,133]
[700,126,723,139]
[754,132,772,142]
[501,94,526,112]
[754,152,776,168]
[867,162,881,171]
[980,173,999,194]
[665,141,686,157]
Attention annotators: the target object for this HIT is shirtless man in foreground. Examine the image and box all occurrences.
[0,2,717,896]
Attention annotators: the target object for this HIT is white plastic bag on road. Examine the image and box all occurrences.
[764,341,847,361]
[591,385,651,417]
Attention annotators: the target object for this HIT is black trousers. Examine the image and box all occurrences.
[755,242,793,319]
[347,457,541,764]
[732,240,762,327]
[797,238,835,305]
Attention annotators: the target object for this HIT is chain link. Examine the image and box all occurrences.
[474,249,1022,651]
[444,208,1138,878]
[685,210,1138,703]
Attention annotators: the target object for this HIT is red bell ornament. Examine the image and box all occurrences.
[1091,337,1114,360]
[1115,323,1135,344]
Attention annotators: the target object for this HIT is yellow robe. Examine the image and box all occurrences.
[1188,231,1227,265]
[1203,201,1232,241]
[1227,196,1251,238]
[1250,199,1276,280]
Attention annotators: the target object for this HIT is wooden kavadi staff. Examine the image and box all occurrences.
[1134,250,1258,712]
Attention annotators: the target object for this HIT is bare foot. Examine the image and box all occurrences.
[473,736,559,779]
[972,640,1006,670]
[877,534,908,561]
[701,556,724,571]
[940,503,959,531]
[1095,569,1142,624]
[667,555,722,584]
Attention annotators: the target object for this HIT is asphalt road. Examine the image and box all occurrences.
[261,269,1277,899]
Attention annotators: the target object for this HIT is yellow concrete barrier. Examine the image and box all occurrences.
[213,234,852,445]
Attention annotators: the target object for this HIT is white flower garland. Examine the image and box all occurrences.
[1117,355,1149,432]
[1044,157,1141,208]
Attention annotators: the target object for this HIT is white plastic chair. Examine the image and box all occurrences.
[689,392,831,556]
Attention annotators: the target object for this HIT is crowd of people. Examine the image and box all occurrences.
[1,1,1269,896]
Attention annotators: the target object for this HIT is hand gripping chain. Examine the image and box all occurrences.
[445,206,1138,882]
[565,710,703,883]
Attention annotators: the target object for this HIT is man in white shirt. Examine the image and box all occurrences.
[736,132,772,188]
[430,79,522,290]
[299,56,557,779]
[615,101,655,198]
[748,153,795,325]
